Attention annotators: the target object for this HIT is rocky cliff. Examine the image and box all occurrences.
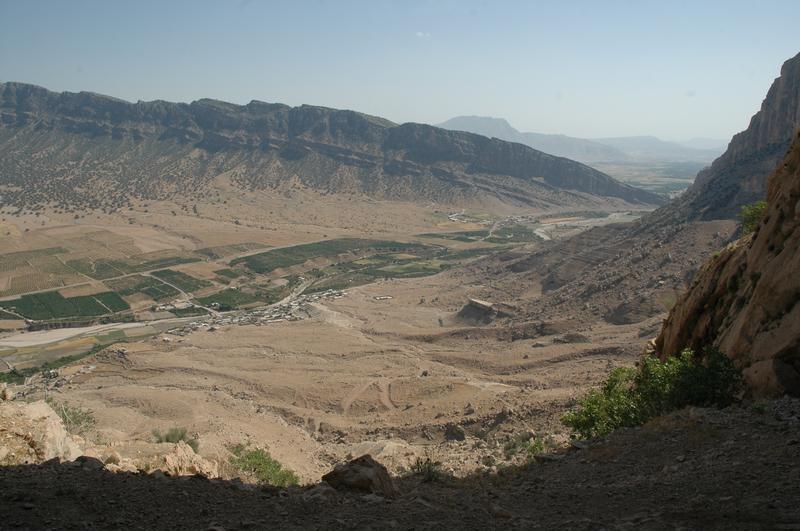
[656,131,800,396]
[0,82,663,211]
[661,52,800,221]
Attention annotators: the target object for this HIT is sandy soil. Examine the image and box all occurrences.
[44,268,650,482]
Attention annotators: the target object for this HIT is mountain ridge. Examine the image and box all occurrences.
[0,81,663,211]
[437,116,723,163]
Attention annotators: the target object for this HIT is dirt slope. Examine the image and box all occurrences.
[2,398,798,529]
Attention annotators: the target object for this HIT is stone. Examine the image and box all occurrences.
[444,423,466,441]
[302,482,339,502]
[322,454,398,498]
[75,455,105,470]
[0,401,82,465]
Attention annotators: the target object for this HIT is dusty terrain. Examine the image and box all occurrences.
[3,397,799,529]
[20,267,649,482]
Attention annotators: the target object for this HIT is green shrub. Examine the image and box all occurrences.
[152,426,199,453]
[229,445,298,487]
[741,200,767,235]
[562,348,740,439]
[410,456,443,482]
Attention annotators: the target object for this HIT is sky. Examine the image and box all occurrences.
[0,0,797,140]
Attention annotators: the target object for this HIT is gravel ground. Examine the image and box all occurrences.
[2,398,799,530]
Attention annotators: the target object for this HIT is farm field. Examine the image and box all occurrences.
[0,290,129,321]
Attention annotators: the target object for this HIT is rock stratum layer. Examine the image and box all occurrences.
[656,131,800,396]
[0,82,662,211]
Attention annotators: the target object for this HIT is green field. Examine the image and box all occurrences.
[105,275,180,302]
[0,290,130,321]
[231,239,420,274]
[196,288,261,310]
[418,230,489,242]
[485,224,540,243]
[151,269,212,293]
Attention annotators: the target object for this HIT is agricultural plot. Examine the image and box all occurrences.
[105,275,179,302]
[66,253,200,280]
[151,269,212,293]
[0,247,67,272]
[231,239,420,274]
[214,268,241,279]
[0,290,130,321]
[198,242,269,260]
[418,230,489,242]
[196,288,261,310]
[485,224,541,244]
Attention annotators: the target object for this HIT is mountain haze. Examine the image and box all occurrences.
[0,82,663,213]
[437,116,723,163]
[437,116,628,162]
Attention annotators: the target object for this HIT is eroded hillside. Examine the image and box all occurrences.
[0,83,662,214]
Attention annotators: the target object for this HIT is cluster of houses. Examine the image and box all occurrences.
[163,289,346,337]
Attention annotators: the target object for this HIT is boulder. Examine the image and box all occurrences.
[150,441,219,478]
[444,423,466,441]
[322,454,398,497]
[0,400,82,465]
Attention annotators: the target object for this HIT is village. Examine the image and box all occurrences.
[157,288,347,339]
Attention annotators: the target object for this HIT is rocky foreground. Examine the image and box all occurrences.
[2,397,799,529]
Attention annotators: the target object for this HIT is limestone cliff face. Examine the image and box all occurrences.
[656,131,800,396]
[670,52,800,221]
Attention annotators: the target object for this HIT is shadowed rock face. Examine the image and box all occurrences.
[661,52,800,222]
[656,131,800,396]
[0,82,663,210]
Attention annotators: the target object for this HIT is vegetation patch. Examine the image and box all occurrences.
[196,288,260,310]
[485,224,540,244]
[106,275,180,302]
[231,238,419,274]
[152,427,199,453]
[418,230,489,242]
[741,200,767,235]
[0,290,130,321]
[151,269,212,293]
[562,348,740,439]
[229,445,299,487]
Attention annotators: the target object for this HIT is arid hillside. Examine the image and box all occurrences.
[0,82,663,214]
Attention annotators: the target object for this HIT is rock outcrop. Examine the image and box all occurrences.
[321,454,398,497]
[656,131,800,396]
[0,82,663,211]
[0,401,82,465]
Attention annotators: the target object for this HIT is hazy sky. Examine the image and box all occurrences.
[1,0,797,140]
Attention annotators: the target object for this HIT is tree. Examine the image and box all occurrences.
[740,200,766,235]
